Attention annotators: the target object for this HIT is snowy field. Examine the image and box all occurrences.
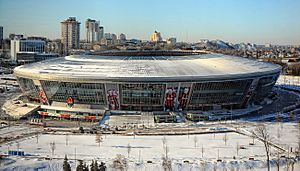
[242,122,300,151]
[0,133,272,161]
[276,75,300,91]
[0,122,299,170]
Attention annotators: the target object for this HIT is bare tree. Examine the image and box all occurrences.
[194,136,198,148]
[296,138,300,157]
[111,154,127,170]
[162,139,171,171]
[36,134,39,144]
[276,112,281,123]
[50,141,56,156]
[236,142,239,157]
[223,133,228,145]
[289,111,295,122]
[201,145,204,158]
[16,141,20,152]
[288,157,297,171]
[162,136,167,148]
[162,155,172,171]
[95,133,103,147]
[274,150,283,171]
[65,134,69,146]
[277,127,281,140]
[162,147,171,170]
[163,143,169,159]
[297,121,300,156]
[252,125,271,171]
[285,146,297,171]
[251,133,255,145]
[200,161,207,171]
[127,143,131,158]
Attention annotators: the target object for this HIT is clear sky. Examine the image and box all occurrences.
[0,0,300,45]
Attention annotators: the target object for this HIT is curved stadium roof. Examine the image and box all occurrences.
[14,53,281,82]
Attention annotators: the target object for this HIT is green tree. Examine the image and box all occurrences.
[63,155,71,171]
[76,160,84,171]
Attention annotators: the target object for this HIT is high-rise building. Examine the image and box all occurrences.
[61,17,80,55]
[167,37,177,45]
[98,26,104,40]
[150,31,162,42]
[119,33,126,40]
[0,26,3,41]
[102,33,117,45]
[85,18,100,43]
[0,26,3,48]
[104,33,111,39]
[46,39,63,55]
[111,34,117,41]
[111,34,117,44]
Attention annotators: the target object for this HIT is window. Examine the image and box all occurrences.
[40,81,106,105]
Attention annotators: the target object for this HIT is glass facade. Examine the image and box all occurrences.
[17,77,39,101]
[188,80,252,109]
[254,76,277,100]
[17,74,278,112]
[120,83,165,111]
[40,81,106,105]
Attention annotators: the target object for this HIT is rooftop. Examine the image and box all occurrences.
[14,53,281,82]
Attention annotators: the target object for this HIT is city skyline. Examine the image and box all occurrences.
[0,0,300,45]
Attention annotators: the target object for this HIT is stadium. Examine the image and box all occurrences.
[13,52,281,120]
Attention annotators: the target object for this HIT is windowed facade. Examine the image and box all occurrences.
[17,77,39,101]
[16,75,277,112]
[120,83,165,111]
[188,79,252,110]
[40,81,106,105]
[254,75,277,101]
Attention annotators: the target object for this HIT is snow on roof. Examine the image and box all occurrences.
[14,54,281,82]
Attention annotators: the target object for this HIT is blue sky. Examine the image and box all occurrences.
[0,0,300,45]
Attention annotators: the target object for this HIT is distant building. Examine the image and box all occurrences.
[0,26,3,48]
[34,53,59,61]
[150,31,162,42]
[61,17,80,55]
[119,33,126,40]
[86,18,100,43]
[10,38,45,62]
[167,37,176,45]
[103,33,117,45]
[104,33,110,39]
[27,36,47,41]
[9,34,23,40]
[46,39,63,55]
[13,52,59,64]
[0,26,3,41]
[99,26,104,41]
[111,34,117,43]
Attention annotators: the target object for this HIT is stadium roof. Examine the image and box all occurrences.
[14,53,281,82]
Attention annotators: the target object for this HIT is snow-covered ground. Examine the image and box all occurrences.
[0,123,43,141]
[241,122,300,152]
[0,133,270,161]
[276,75,300,91]
[0,122,299,170]
[0,74,299,170]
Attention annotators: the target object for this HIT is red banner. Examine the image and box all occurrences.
[60,114,71,118]
[85,116,96,120]
[38,111,48,116]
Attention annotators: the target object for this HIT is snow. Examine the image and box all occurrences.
[14,54,280,82]
[276,75,300,91]
[0,122,299,170]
